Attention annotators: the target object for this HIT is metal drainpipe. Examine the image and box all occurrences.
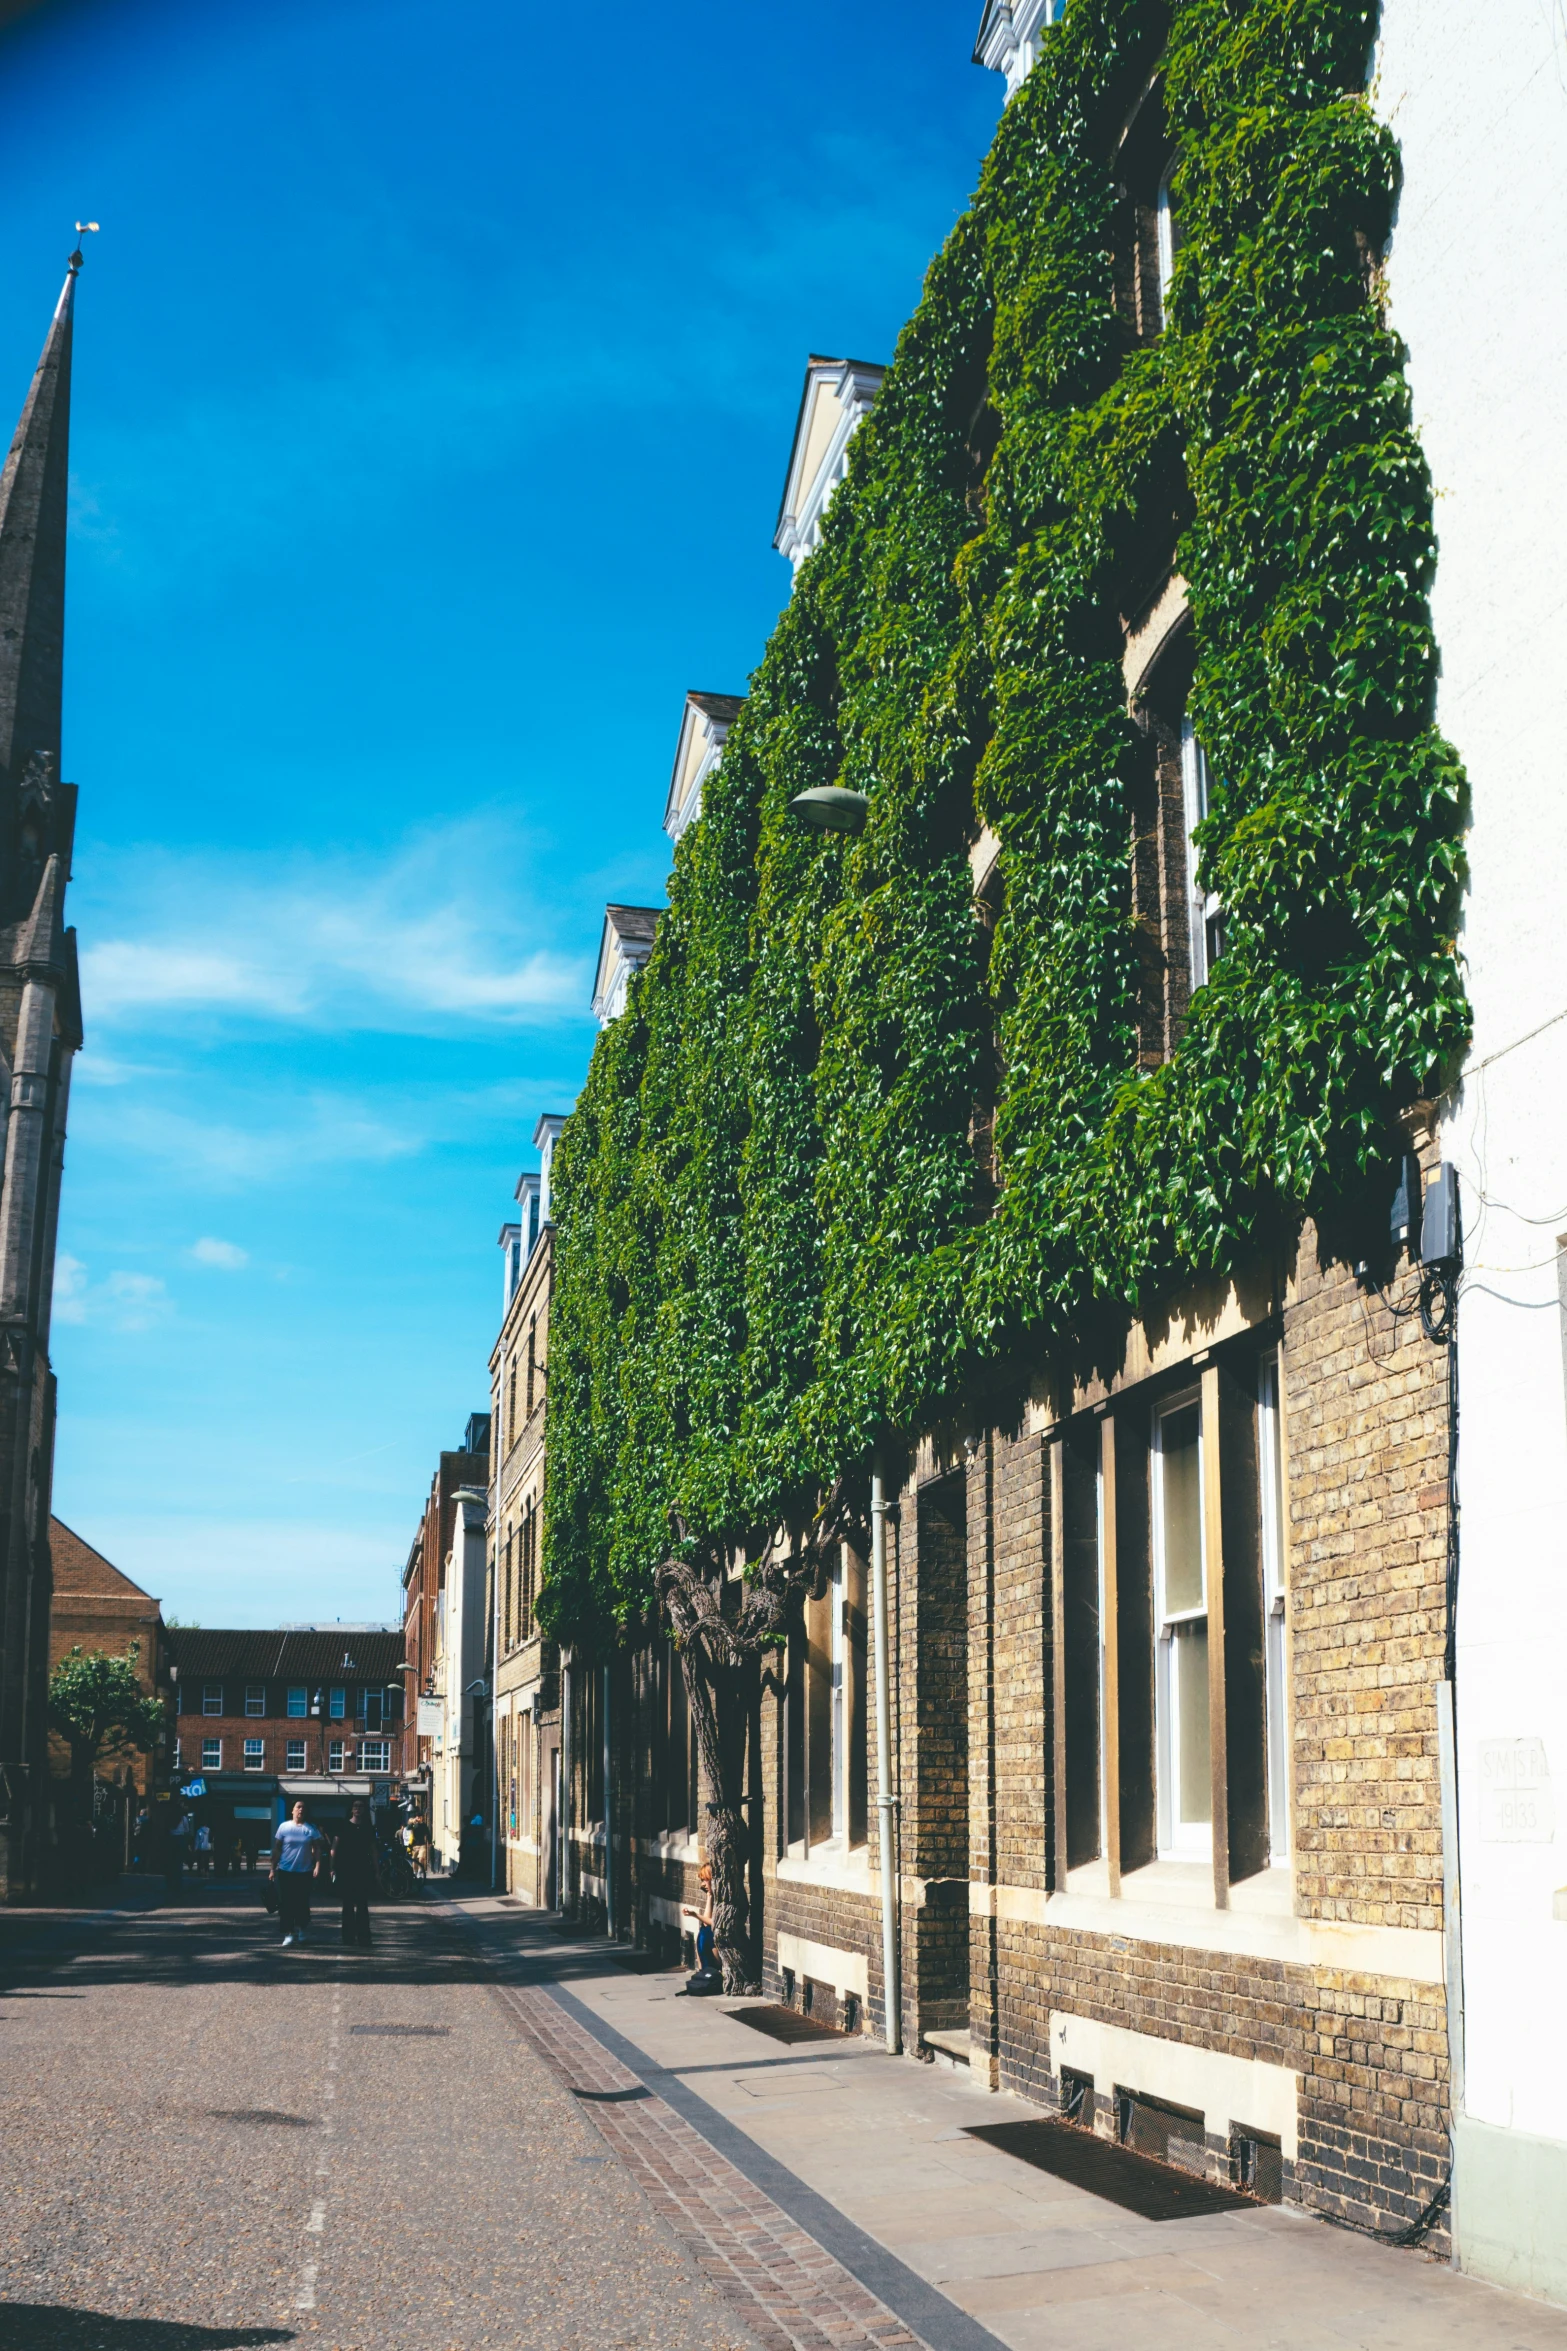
[559,1649,573,1917]
[603,1660,614,1940]
[871,1455,901,2054]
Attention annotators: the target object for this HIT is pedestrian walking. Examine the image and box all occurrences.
[333,1798,377,1949]
[269,1799,325,1948]
[193,1822,213,1877]
[408,1812,430,1884]
[681,1861,722,1995]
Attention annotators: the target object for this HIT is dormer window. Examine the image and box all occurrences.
[663,690,743,845]
[590,905,660,1026]
[774,356,885,574]
[972,0,1064,100]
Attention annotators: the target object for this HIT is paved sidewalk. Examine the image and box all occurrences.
[456,1897,1567,2351]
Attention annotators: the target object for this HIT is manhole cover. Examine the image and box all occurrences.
[963,2119,1255,2220]
[349,2023,451,2036]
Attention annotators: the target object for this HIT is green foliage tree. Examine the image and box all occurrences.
[542,0,1469,1987]
[48,1643,167,1828]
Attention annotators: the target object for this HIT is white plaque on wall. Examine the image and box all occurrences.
[1478,1738,1556,1842]
[416,1696,443,1737]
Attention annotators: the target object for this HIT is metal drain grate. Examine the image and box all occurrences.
[349,2023,451,2036]
[210,2109,318,2127]
[963,2118,1255,2221]
[729,2003,845,2045]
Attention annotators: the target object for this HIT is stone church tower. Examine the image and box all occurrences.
[0,255,86,1899]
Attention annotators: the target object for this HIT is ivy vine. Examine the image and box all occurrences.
[541,0,1468,1647]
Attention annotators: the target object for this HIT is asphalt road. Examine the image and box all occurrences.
[0,1881,757,2351]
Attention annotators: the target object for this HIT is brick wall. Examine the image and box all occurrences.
[598,1212,1454,2241]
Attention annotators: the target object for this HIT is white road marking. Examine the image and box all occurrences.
[292,1985,344,2315]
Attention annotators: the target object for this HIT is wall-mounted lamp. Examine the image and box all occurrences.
[787,785,869,834]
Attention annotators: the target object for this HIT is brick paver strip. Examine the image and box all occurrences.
[489,1971,920,2351]
[452,1913,1004,2351]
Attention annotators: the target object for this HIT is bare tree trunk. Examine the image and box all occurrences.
[678,1639,756,1993]
[657,1484,863,1998]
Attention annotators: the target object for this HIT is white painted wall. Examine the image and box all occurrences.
[434,1490,489,1873]
[1375,0,1567,2303]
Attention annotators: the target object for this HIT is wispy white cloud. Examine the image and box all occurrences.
[54,1254,171,1333]
[191,1237,248,1270]
[73,1091,424,1188]
[75,817,590,1038]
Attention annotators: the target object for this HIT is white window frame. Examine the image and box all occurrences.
[328,1738,345,1773]
[201,1737,221,1770]
[202,1683,222,1717]
[360,1739,390,1773]
[1258,1350,1291,1860]
[244,1683,265,1718]
[243,1739,263,1772]
[1152,1387,1212,1860]
[1156,153,1179,317]
[1180,717,1223,988]
[285,1739,307,1772]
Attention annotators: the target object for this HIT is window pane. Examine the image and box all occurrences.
[330,1687,346,1719]
[1175,1622,1211,1825]
[1160,1403,1203,1613]
[287,1686,307,1718]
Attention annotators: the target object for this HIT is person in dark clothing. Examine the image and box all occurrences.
[334,1798,377,1948]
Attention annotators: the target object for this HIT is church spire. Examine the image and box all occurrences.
[0,256,76,800]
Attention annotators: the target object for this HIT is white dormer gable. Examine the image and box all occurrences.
[591,904,660,1026]
[774,355,886,574]
[973,0,1064,98]
[664,690,744,844]
[532,1114,567,1224]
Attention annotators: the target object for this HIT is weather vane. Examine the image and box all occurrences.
[68,221,99,274]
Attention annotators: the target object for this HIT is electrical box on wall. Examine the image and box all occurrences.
[1389,1153,1422,1257]
[1419,1163,1461,1267]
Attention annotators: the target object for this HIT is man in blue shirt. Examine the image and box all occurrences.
[270,1800,325,1948]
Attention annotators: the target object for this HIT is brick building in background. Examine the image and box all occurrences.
[400,1418,490,1872]
[167,1626,403,1866]
[46,1517,170,1861]
[492,1117,565,1906]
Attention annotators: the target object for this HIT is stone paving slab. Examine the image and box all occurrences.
[451,1896,1567,2351]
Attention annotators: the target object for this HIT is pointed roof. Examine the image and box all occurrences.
[50,1516,160,1607]
[0,259,75,795]
[14,851,65,974]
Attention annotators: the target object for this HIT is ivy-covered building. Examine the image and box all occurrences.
[527,0,1558,2286]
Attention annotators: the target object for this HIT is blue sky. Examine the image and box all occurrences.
[0,0,1001,1625]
